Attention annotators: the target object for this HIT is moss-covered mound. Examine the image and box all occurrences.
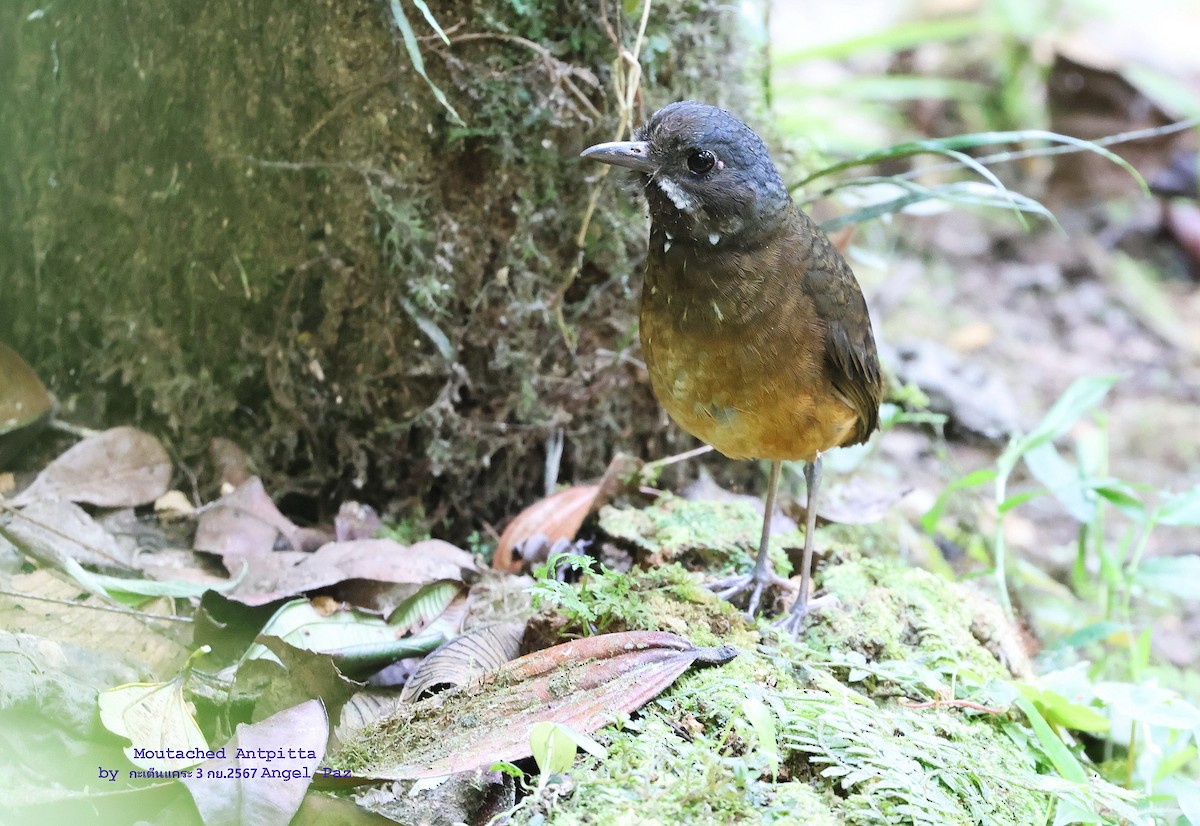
[0,0,753,531]
[512,501,1134,824]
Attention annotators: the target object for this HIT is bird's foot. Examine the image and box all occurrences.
[774,593,838,637]
[708,567,791,619]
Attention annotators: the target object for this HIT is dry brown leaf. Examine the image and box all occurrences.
[194,477,304,565]
[494,485,600,572]
[400,621,525,702]
[11,426,171,508]
[1165,199,1200,276]
[332,630,737,780]
[183,699,328,826]
[4,497,135,570]
[225,538,477,606]
[1046,52,1197,204]
[888,339,1020,442]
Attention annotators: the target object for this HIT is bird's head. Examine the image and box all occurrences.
[581,101,791,248]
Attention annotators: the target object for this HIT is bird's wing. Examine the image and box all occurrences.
[793,213,884,445]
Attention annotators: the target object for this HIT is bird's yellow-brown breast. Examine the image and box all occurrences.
[639,209,880,462]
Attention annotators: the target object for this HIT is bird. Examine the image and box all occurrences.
[581,101,883,634]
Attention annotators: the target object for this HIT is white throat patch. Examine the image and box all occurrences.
[655,177,697,213]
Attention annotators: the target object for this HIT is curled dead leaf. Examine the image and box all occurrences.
[329,630,737,780]
[183,699,328,826]
[494,485,600,572]
[400,621,526,702]
[194,477,305,565]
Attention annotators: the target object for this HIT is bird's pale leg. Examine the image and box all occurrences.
[777,457,823,636]
[709,459,788,617]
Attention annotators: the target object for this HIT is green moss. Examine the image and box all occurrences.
[599,496,797,578]
[499,508,1137,824]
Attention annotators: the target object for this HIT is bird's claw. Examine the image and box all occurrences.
[773,593,838,637]
[708,569,790,619]
[774,606,808,637]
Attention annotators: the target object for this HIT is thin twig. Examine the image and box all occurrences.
[552,0,655,350]
[46,418,101,439]
[0,587,194,623]
[900,698,1005,714]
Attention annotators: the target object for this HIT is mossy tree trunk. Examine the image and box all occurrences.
[0,0,752,532]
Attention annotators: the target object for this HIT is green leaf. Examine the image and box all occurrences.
[95,562,248,600]
[1023,687,1110,733]
[797,133,1145,196]
[998,489,1044,514]
[1094,681,1200,730]
[1046,622,1124,652]
[1090,480,1145,520]
[778,74,986,103]
[388,0,464,126]
[1022,442,1095,523]
[529,721,606,776]
[920,467,996,532]
[99,675,210,769]
[1179,780,1200,826]
[410,0,450,45]
[388,579,461,629]
[490,760,524,778]
[821,179,1058,232]
[774,16,983,65]
[996,376,1118,481]
[1135,555,1200,600]
[246,598,443,671]
[1015,696,1086,782]
[1156,485,1200,527]
[742,697,780,779]
[1155,745,1198,783]
[1026,376,1120,448]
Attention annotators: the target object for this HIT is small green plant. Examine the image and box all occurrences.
[923,377,1200,819]
[529,720,608,778]
[376,515,431,545]
[464,529,493,564]
[530,553,654,634]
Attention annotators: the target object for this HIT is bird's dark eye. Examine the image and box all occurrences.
[687,149,716,174]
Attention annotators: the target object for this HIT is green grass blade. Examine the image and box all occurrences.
[389,0,464,126]
[794,130,1149,194]
[411,0,450,45]
[820,180,1057,232]
[1015,696,1087,783]
[774,17,983,65]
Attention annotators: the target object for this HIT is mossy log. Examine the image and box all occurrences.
[0,0,751,531]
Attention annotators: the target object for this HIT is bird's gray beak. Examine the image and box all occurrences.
[580,140,655,173]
